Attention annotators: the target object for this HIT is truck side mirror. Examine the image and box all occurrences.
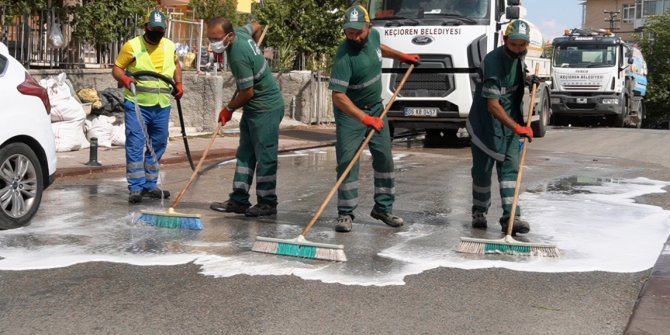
[507,0,521,5]
[506,6,520,20]
[628,57,634,65]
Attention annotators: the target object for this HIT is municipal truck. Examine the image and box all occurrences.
[550,28,648,127]
[366,0,552,144]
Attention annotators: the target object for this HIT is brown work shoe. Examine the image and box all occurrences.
[500,217,531,235]
[370,208,404,227]
[335,214,353,233]
[210,199,250,214]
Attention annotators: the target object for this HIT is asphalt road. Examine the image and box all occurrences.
[0,126,668,334]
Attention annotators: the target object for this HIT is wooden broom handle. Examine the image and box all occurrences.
[301,64,416,237]
[505,63,540,236]
[170,25,270,209]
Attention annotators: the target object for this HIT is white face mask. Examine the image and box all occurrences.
[209,33,231,53]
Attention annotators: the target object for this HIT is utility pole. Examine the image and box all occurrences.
[604,10,621,32]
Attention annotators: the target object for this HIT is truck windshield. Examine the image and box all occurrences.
[553,44,617,68]
[369,0,490,21]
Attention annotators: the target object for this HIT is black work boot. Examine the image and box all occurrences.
[128,190,142,204]
[335,214,354,233]
[472,211,487,229]
[500,217,531,235]
[209,199,250,214]
[370,208,404,227]
[245,203,277,217]
[141,188,171,199]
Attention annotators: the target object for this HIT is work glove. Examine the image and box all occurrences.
[513,124,534,143]
[218,106,233,125]
[399,53,421,66]
[119,75,135,90]
[525,74,541,88]
[173,82,184,99]
[361,114,384,132]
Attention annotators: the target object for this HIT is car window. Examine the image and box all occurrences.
[0,55,7,77]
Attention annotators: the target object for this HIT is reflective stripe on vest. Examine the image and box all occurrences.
[123,36,176,108]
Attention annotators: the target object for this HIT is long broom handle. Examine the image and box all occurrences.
[505,63,540,237]
[170,24,270,209]
[301,64,416,237]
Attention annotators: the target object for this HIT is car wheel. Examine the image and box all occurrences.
[0,142,44,229]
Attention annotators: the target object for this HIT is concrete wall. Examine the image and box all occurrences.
[30,69,333,133]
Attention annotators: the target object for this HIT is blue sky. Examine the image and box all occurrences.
[523,0,583,41]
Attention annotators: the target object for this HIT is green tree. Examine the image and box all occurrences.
[637,13,670,123]
[189,0,242,26]
[1,0,48,17]
[253,0,348,72]
[68,0,153,46]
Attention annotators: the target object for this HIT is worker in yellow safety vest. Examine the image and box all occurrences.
[112,9,183,204]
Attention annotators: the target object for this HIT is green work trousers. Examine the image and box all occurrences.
[471,135,521,222]
[335,103,395,216]
[229,106,284,206]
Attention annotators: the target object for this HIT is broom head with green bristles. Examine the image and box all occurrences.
[457,235,559,257]
[252,235,347,262]
[138,207,204,230]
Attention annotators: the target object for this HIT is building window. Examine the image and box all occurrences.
[636,0,643,18]
[644,0,658,16]
[623,4,635,23]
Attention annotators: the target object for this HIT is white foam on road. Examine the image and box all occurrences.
[0,178,668,286]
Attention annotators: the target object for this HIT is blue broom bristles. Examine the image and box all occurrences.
[138,213,204,230]
[276,242,317,258]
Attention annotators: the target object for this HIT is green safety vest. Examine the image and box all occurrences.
[123,36,176,108]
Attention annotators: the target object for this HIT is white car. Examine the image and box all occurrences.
[0,42,57,229]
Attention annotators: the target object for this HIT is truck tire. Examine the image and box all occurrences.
[531,91,549,138]
[610,95,627,127]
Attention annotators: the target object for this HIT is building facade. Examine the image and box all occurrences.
[583,0,670,41]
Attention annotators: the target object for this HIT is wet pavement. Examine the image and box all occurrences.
[0,126,669,334]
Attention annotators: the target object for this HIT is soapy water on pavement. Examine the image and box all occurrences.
[0,149,669,286]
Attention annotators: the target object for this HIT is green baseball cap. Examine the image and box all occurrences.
[343,5,370,30]
[505,19,530,42]
[145,10,167,31]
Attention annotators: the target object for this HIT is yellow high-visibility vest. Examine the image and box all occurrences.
[124,36,176,108]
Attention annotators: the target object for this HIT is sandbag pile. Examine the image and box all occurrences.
[41,73,89,152]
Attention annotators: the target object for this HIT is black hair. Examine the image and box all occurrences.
[208,17,234,34]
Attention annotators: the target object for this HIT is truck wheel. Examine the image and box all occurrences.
[531,92,549,138]
[611,96,627,127]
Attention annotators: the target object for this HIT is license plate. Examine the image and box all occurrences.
[403,107,439,117]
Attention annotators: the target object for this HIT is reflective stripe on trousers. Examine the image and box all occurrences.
[335,103,395,215]
[470,135,521,219]
[124,100,170,192]
[229,105,284,206]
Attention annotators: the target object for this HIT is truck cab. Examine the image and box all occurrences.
[367,0,552,144]
[550,29,647,127]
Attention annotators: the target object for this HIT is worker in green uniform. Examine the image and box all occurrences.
[467,19,537,234]
[206,17,284,217]
[328,4,420,233]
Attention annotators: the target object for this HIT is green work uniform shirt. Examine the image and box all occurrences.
[467,45,526,161]
[226,24,283,112]
[328,29,383,112]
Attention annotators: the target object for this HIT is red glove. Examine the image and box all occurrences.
[218,106,233,125]
[361,114,384,132]
[399,53,421,65]
[173,82,184,99]
[513,124,534,142]
[119,75,134,90]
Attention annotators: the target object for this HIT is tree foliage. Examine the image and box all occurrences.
[189,0,242,26]
[253,0,348,71]
[1,0,49,17]
[637,13,670,123]
[67,0,154,47]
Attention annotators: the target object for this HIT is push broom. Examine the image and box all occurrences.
[252,64,416,262]
[457,64,559,257]
[138,25,270,230]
